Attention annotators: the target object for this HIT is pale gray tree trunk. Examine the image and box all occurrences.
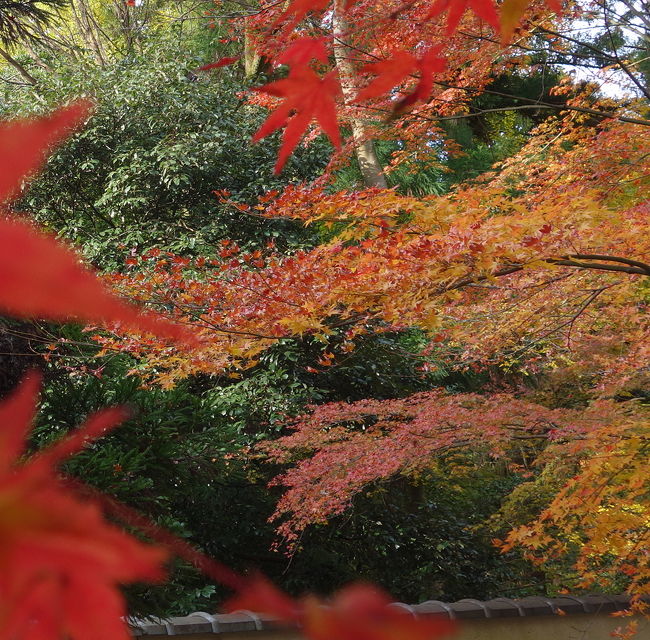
[332,0,387,188]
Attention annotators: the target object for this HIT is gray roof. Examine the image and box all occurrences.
[129,593,639,635]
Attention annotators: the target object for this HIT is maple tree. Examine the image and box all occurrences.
[236,0,595,179]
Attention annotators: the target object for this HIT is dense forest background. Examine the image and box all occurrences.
[0,0,647,617]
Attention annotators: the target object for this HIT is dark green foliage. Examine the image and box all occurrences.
[279,466,533,602]
[0,319,43,398]
[335,70,563,195]
[32,356,276,614]
[252,329,445,406]
[2,48,327,267]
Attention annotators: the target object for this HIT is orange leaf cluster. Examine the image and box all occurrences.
[502,410,650,596]
[104,108,650,389]
[244,0,561,169]
[262,391,605,542]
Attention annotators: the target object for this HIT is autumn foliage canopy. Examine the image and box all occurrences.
[0,0,649,636]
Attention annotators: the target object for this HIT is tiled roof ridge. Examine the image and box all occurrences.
[129,593,646,636]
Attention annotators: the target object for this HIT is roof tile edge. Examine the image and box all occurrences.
[129,594,648,636]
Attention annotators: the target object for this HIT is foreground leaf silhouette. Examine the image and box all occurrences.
[0,102,92,204]
[425,0,499,34]
[227,575,456,640]
[0,373,167,640]
[0,217,197,344]
[356,48,446,112]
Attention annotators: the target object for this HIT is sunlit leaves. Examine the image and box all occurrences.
[104,101,650,608]
[502,412,650,598]
[244,0,567,169]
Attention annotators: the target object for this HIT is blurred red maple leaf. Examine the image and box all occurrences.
[0,218,199,344]
[0,373,167,640]
[199,56,240,71]
[273,0,330,31]
[276,37,329,67]
[0,101,91,204]
[356,47,446,113]
[227,574,456,640]
[0,104,198,346]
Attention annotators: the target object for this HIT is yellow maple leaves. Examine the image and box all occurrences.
[504,410,650,598]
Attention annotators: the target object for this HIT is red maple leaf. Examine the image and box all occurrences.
[275,0,360,29]
[277,37,329,67]
[253,68,341,173]
[0,373,167,640]
[274,0,330,31]
[356,51,418,102]
[199,56,240,71]
[356,47,446,112]
[227,575,455,640]
[0,101,91,204]
[425,0,499,34]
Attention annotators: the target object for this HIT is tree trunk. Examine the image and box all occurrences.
[331,0,387,189]
[244,17,262,78]
[0,46,37,85]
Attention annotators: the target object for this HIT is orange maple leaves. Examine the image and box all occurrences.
[250,0,563,170]
[101,90,649,608]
